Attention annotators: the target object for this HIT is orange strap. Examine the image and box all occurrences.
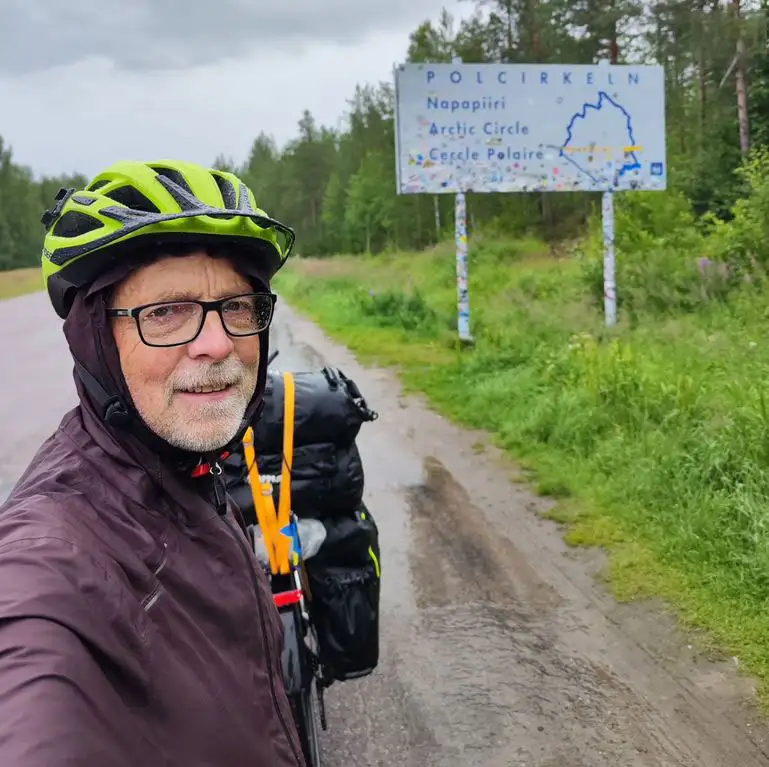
[243,372,296,575]
[242,427,279,573]
[274,371,295,571]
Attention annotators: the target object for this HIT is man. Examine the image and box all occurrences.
[0,160,305,765]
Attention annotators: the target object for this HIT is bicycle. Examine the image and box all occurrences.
[242,361,328,767]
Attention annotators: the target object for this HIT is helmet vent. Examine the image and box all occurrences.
[51,211,104,238]
[103,185,160,213]
[149,166,194,196]
[211,173,238,209]
[153,170,206,212]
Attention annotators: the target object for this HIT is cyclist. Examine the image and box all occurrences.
[0,160,306,766]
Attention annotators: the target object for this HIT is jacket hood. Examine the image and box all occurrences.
[61,251,272,477]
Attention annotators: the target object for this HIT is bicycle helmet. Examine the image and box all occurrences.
[40,159,295,318]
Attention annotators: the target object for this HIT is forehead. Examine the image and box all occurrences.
[112,251,252,305]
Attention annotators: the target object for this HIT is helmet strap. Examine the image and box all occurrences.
[73,357,132,429]
[73,356,195,469]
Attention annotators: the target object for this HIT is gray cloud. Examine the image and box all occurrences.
[1,0,453,74]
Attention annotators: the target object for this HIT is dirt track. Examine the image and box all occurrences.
[2,291,769,765]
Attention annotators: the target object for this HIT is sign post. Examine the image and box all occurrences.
[602,187,617,326]
[393,61,666,330]
[454,190,472,342]
[453,56,474,345]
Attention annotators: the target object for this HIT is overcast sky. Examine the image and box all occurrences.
[0,0,469,179]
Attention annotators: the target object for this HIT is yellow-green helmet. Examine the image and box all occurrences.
[41,159,295,318]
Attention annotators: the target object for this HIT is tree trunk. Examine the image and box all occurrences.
[734,0,750,155]
[698,0,707,155]
[608,0,619,64]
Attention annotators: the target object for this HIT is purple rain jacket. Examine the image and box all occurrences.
[0,275,304,766]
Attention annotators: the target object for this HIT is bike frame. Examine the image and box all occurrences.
[269,526,329,767]
[272,569,315,696]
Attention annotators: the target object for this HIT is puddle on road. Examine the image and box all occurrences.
[388,455,702,766]
[406,455,563,611]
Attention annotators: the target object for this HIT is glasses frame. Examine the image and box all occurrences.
[107,291,277,348]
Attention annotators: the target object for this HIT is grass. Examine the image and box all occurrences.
[274,236,769,706]
[0,268,42,300]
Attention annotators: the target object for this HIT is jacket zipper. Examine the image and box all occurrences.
[210,462,303,766]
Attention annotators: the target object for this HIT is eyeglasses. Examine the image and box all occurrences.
[107,292,277,348]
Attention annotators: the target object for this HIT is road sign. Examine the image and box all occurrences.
[394,62,667,195]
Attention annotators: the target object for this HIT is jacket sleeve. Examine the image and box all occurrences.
[0,616,137,766]
[0,534,146,766]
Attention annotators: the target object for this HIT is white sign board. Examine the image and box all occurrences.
[394,63,667,194]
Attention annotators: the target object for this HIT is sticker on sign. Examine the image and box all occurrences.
[394,62,667,194]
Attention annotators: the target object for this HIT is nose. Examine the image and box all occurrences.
[186,310,234,360]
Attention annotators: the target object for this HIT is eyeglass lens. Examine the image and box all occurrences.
[137,294,272,345]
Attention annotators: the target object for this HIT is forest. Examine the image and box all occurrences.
[0,0,765,268]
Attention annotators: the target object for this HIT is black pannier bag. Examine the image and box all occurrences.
[222,367,377,526]
[254,366,376,451]
[253,440,366,518]
[306,503,381,682]
[223,365,381,683]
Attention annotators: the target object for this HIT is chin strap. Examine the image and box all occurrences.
[73,357,193,470]
[73,358,132,429]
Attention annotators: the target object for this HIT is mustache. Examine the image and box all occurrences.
[170,359,245,392]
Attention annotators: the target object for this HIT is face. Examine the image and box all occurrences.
[109,251,261,453]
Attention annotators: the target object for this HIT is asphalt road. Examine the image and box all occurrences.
[2,292,769,766]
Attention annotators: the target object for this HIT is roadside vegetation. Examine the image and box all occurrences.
[0,267,42,301]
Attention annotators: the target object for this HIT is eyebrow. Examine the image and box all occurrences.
[148,290,201,303]
[129,288,252,305]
